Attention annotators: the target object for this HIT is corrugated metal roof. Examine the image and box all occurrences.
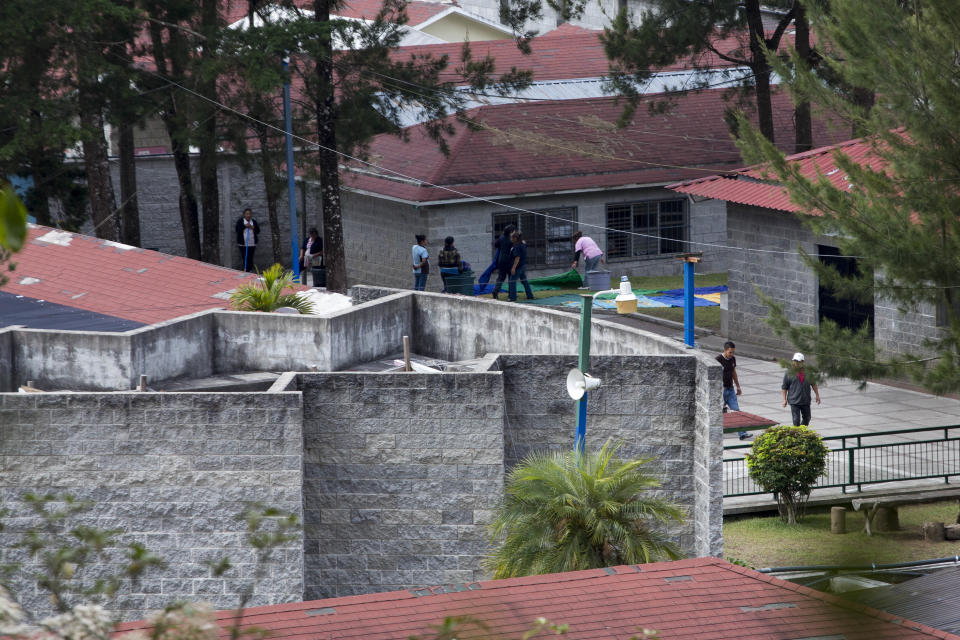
[849,566,960,635]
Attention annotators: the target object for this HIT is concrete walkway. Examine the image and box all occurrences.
[592,310,960,513]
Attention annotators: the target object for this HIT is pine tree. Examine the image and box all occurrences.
[737,0,960,394]
[600,0,804,146]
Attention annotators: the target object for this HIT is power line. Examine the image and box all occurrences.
[104,46,875,260]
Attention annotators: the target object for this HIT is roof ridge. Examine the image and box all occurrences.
[424,108,484,186]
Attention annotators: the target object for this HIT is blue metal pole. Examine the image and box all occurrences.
[576,294,592,454]
[684,259,695,347]
[282,58,300,280]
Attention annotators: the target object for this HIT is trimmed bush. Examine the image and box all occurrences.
[745,425,828,524]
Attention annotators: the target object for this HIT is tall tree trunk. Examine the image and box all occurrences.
[78,85,118,241]
[118,121,141,246]
[199,0,221,264]
[793,3,813,153]
[147,17,202,260]
[257,127,284,265]
[314,0,347,291]
[850,87,876,138]
[745,0,775,143]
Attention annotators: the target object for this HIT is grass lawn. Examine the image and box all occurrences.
[522,271,727,332]
[723,500,960,569]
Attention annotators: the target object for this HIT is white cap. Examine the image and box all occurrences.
[792,352,805,362]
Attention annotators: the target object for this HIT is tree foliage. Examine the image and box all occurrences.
[487,440,685,578]
[600,0,805,144]
[737,0,960,394]
[745,425,828,524]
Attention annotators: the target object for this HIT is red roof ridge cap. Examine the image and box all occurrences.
[425,108,485,186]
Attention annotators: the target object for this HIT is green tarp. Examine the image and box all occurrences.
[527,269,583,290]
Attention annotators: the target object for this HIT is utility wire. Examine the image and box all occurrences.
[104,46,881,260]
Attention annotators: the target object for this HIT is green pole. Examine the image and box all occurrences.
[575,294,592,453]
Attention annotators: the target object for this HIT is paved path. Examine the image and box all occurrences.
[591,309,960,512]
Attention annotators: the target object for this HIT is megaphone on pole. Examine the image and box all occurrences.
[566,368,601,400]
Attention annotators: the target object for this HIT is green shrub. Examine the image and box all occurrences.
[745,425,829,524]
[229,263,315,314]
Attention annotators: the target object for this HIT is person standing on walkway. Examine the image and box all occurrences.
[508,231,535,302]
[782,352,821,426]
[716,341,747,439]
[299,227,323,285]
[412,234,429,291]
[571,230,604,273]
[236,208,260,272]
[491,224,515,299]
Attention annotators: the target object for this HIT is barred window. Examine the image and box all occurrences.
[492,208,577,268]
[605,199,688,259]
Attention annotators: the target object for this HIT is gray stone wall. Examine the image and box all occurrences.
[0,391,304,621]
[105,156,322,274]
[412,289,684,362]
[297,371,504,600]
[726,203,820,348]
[499,354,717,557]
[340,191,425,290]
[726,202,943,358]
[692,356,723,556]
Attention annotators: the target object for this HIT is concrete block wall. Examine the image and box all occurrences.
[340,191,425,290]
[410,289,683,362]
[873,295,941,358]
[107,157,322,273]
[297,372,505,600]
[130,311,216,387]
[0,391,305,621]
[422,187,730,285]
[498,354,717,557]
[0,327,13,390]
[726,203,945,358]
[692,356,723,557]
[725,204,819,347]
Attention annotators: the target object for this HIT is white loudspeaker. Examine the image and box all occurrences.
[566,368,601,400]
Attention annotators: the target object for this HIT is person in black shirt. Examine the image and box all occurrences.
[716,341,747,439]
[491,224,515,300]
[508,231,535,301]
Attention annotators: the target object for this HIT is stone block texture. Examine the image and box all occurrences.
[727,203,945,358]
[0,392,304,621]
[297,372,504,600]
[498,355,718,557]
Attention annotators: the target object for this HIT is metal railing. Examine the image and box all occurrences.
[724,425,960,497]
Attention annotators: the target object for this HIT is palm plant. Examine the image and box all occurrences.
[487,440,685,578]
[229,263,315,314]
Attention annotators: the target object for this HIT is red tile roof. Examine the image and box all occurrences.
[668,136,888,213]
[114,557,960,640]
[222,0,454,30]
[395,26,768,84]
[341,89,848,203]
[3,225,258,326]
[723,411,778,432]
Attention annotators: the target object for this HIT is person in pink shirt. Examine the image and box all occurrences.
[571,230,605,272]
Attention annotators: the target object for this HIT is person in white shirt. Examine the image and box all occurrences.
[235,208,260,272]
